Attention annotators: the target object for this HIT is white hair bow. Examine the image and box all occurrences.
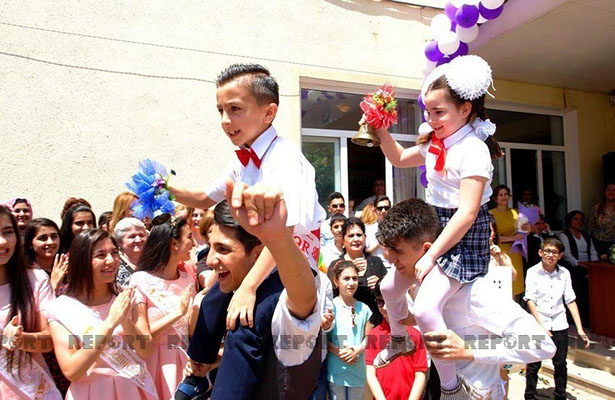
[472,118,496,141]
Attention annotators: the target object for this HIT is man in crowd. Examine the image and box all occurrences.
[320,192,346,247]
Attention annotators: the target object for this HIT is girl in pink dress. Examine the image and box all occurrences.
[130,214,198,400]
[0,206,62,400]
[48,229,157,400]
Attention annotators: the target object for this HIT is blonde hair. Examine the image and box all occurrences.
[360,204,378,225]
[110,192,138,233]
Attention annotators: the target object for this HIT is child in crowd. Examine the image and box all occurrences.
[370,55,502,397]
[326,261,372,400]
[524,238,590,400]
[171,63,325,397]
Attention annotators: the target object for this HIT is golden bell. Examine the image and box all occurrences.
[351,124,381,147]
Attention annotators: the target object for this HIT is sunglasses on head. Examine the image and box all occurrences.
[152,213,177,228]
[376,206,390,212]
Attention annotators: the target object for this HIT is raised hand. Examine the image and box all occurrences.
[321,307,334,330]
[414,253,436,283]
[105,289,133,329]
[2,316,23,351]
[50,253,69,291]
[176,286,194,318]
[366,275,380,290]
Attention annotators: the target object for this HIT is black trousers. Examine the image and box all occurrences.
[525,328,568,400]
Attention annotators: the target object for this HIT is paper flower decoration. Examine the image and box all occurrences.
[125,159,176,220]
[360,85,398,130]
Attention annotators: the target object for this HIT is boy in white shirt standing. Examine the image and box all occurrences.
[523,238,590,400]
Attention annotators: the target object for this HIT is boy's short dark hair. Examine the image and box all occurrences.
[373,195,391,207]
[377,198,441,249]
[541,237,564,253]
[216,63,279,105]
[329,214,347,226]
[213,200,261,252]
[328,192,344,204]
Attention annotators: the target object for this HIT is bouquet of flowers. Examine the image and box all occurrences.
[360,84,398,130]
[126,159,176,220]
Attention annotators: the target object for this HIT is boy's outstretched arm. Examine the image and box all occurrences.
[566,301,590,348]
[168,185,216,210]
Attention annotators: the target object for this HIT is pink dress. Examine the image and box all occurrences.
[47,294,157,400]
[0,269,61,400]
[130,270,195,400]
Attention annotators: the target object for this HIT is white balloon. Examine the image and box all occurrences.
[418,122,433,135]
[477,15,487,24]
[423,60,437,76]
[465,0,481,5]
[455,24,479,43]
[438,31,460,55]
[307,90,321,103]
[480,0,505,9]
[451,0,465,7]
[431,14,452,41]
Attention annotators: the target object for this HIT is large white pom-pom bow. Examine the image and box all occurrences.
[472,118,496,141]
[446,55,494,100]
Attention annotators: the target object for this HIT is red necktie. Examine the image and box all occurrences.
[235,148,262,169]
[428,135,446,173]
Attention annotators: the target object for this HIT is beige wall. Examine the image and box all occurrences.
[2,1,612,225]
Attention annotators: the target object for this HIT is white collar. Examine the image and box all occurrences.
[242,125,277,159]
[442,123,473,149]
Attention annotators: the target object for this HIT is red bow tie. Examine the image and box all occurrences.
[235,148,262,169]
[428,135,446,172]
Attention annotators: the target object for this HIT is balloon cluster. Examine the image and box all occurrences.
[422,0,506,76]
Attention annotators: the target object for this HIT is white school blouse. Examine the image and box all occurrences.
[523,263,576,331]
[206,125,326,269]
[419,124,493,208]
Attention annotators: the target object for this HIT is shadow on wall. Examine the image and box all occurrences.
[322,0,424,20]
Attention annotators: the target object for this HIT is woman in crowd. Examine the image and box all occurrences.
[113,217,148,288]
[22,218,72,394]
[60,204,97,253]
[489,185,525,299]
[48,229,156,399]
[589,183,615,257]
[98,211,113,232]
[326,261,373,400]
[190,208,208,253]
[195,209,215,291]
[329,217,387,327]
[7,198,33,241]
[109,192,138,233]
[60,197,92,220]
[0,206,62,399]
[129,214,197,399]
[365,196,392,270]
[359,204,377,226]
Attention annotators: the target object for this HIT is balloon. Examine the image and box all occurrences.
[307,90,321,103]
[455,24,479,43]
[479,3,504,19]
[455,4,479,28]
[422,59,437,76]
[436,55,452,66]
[424,41,443,62]
[450,0,465,7]
[438,31,460,55]
[418,94,425,110]
[480,0,505,9]
[450,42,469,59]
[445,2,457,20]
[477,15,487,24]
[431,14,453,41]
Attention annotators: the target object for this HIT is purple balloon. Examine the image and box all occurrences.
[419,165,429,188]
[444,2,457,20]
[436,55,451,66]
[418,94,425,110]
[451,21,457,31]
[455,4,479,28]
[479,3,504,20]
[450,42,469,59]
[425,41,443,62]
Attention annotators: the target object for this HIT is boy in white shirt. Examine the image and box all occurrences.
[523,238,590,400]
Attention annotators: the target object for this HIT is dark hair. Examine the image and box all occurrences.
[541,237,564,253]
[23,218,61,266]
[331,260,359,280]
[137,216,189,273]
[418,75,503,160]
[492,184,511,204]
[60,204,97,253]
[66,229,119,303]
[216,63,279,105]
[373,195,391,207]
[565,210,584,229]
[211,201,261,253]
[60,197,92,219]
[98,211,113,228]
[329,214,347,227]
[12,198,28,207]
[376,198,441,249]
[597,183,615,216]
[328,192,345,204]
[341,217,367,256]
[538,213,546,221]
[0,206,35,376]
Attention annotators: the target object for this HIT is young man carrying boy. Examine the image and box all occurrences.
[376,198,556,399]
[523,238,590,400]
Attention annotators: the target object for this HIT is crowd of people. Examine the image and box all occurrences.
[1,60,613,400]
